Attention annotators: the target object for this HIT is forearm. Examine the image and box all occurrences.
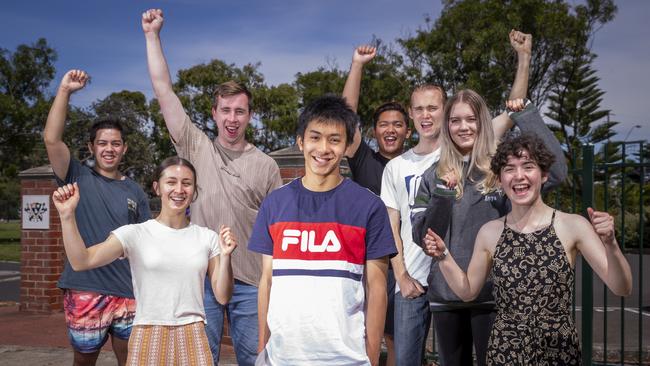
[604,242,633,296]
[342,61,364,112]
[145,32,174,97]
[212,254,234,304]
[257,276,271,352]
[44,88,71,146]
[365,260,388,365]
[60,215,92,271]
[508,52,531,100]
[438,255,476,301]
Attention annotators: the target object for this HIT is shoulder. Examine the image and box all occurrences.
[476,218,505,248]
[554,211,590,237]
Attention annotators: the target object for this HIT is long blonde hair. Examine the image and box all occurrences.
[436,89,499,198]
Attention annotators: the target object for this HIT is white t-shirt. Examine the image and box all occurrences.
[112,219,220,326]
[381,148,440,290]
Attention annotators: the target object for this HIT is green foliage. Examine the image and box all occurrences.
[0,178,20,220]
[294,67,345,108]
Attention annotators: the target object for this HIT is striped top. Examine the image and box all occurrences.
[249,178,396,365]
[173,115,282,285]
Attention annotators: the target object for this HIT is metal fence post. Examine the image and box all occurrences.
[581,144,594,366]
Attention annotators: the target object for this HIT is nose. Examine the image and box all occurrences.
[173,182,183,193]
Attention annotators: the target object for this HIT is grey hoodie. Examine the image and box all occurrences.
[411,103,568,310]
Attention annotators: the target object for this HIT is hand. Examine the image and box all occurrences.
[441,171,457,189]
[506,98,526,113]
[587,207,616,247]
[396,272,425,299]
[219,225,238,256]
[142,8,164,35]
[52,183,80,219]
[352,45,376,66]
[59,70,89,94]
[509,29,532,56]
[422,228,447,258]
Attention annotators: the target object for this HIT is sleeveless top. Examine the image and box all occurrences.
[487,210,581,365]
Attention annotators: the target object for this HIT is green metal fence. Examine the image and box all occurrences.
[563,141,648,366]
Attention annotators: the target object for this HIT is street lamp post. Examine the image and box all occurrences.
[623,124,642,142]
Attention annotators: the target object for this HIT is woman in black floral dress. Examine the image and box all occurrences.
[422,133,632,365]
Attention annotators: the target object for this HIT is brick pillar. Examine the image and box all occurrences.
[18,166,64,313]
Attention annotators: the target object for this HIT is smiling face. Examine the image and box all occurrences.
[88,128,127,177]
[409,88,445,140]
[448,101,478,155]
[212,93,251,150]
[153,165,196,214]
[499,150,548,206]
[298,119,347,189]
[374,110,411,159]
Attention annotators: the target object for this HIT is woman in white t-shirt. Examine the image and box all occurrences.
[53,156,236,365]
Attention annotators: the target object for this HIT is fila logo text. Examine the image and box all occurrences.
[281,229,341,253]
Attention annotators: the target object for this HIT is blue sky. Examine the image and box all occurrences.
[1,0,648,143]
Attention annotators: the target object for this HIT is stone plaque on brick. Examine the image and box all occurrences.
[22,195,50,230]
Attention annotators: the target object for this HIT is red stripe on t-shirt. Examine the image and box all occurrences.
[268,222,366,265]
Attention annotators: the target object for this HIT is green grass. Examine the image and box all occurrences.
[0,221,20,262]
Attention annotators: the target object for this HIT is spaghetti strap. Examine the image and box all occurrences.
[503,214,508,227]
[551,209,557,224]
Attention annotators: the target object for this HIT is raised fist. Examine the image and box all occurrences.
[219,225,238,256]
[587,207,616,247]
[352,45,377,65]
[142,8,164,35]
[60,70,89,94]
[509,29,532,55]
[52,183,81,219]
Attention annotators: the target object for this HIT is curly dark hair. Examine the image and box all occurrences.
[372,101,408,128]
[490,133,555,175]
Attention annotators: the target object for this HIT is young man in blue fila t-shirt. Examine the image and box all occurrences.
[250,95,397,365]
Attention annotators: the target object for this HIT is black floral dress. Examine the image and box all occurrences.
[488,211,581,365]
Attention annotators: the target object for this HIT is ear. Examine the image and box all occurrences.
[152,181,160,196]
[297,135,304,152]
[87,142,94,156]
[542,171,549,184]
[122,142,128,155]
[406,127,413,139]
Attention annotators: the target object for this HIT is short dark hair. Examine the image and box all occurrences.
[372,101,408,128]
[490,133,555,175]
[153,156,199,200]
[297,94,359,146]
[89,119,125,144]
[213,80,253,111]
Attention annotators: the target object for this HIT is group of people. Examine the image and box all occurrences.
[44,8,633,366]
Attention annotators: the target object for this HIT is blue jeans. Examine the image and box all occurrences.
[204,278,258,366]
[393,290,431,366]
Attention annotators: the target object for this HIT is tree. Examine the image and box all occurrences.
[0,38,57,177]
[398,0,616,113]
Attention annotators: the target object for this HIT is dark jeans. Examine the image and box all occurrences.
[432,308,495,366]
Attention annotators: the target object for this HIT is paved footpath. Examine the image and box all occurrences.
[0,303,238,365]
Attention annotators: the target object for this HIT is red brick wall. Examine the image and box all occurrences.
[20,177,64,313]
[279,167,305,183]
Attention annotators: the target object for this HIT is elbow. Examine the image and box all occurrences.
[69,261,90,272]
[613,282,633,297]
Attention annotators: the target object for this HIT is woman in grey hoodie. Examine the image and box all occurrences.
[410,93,567,366]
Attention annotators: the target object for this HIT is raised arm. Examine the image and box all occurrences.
[208,225,236,305]
[53,183,124,271]
[572,209,632,297]
[343,45,376,158]
[257,254,273,353]
[422,221,497,301]
[492,30,532,139]
[365,257,389,366]
[142,9,186,142]
[44,70,89,180]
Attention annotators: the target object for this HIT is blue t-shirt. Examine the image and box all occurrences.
[56,159,151,298]
[249,178,396,364]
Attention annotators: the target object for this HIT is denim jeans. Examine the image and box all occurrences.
[393,290,431,366]
[204,278,259,366]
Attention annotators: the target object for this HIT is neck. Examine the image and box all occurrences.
[156,209,189,229]
[301,173,343,192]
[94,166,123,180]
[412,135,440,155]
[216,136,249,152]
[508,198,551,230]
[379,148,404,160]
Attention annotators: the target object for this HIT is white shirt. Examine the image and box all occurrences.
[112,219,220,326]
[381,148,440,290]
